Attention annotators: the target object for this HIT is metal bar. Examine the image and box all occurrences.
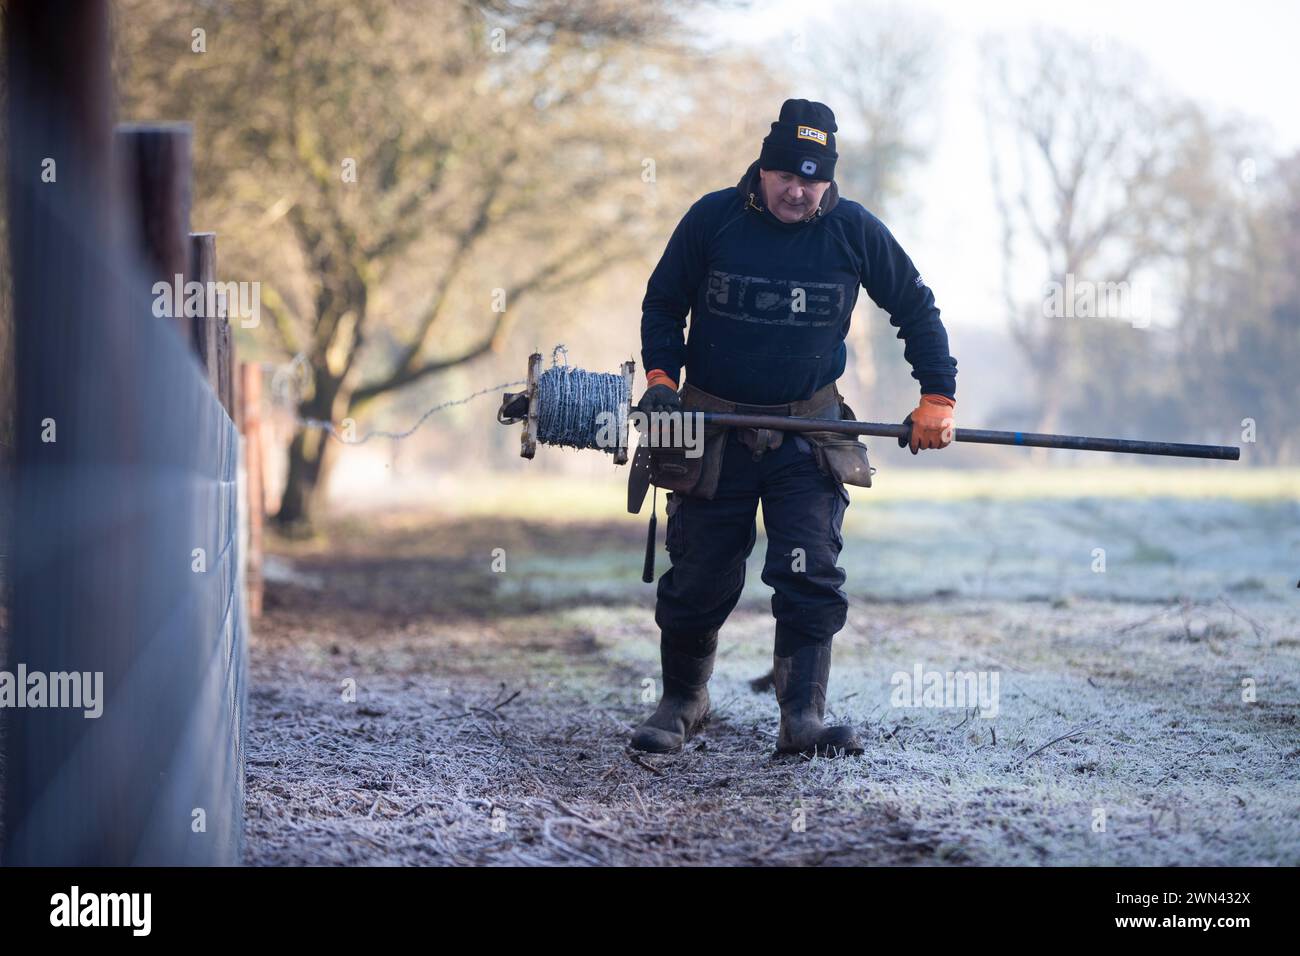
[693,412,1240,461]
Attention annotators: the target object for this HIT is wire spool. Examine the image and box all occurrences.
[497,347,636,464]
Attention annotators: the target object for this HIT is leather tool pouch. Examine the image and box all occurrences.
[803,399,875,489]
[647,445,700,493]
[645,386,730,500]
[735,426,784,459]
[646,428,728,499]
[644,384,872,497]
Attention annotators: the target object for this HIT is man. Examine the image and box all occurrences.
[631,98,958,757]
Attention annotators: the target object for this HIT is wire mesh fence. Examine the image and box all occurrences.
[1,1,247,865]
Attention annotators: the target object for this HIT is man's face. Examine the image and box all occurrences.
[759,168,830,223]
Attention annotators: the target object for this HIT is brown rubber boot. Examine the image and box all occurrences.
[773,640,863,757]
[629,627,718,753]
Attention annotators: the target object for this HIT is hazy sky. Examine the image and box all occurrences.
[697,0,1300,329]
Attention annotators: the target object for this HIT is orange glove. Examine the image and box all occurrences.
[645,369,678,391]
[899,394,955,454]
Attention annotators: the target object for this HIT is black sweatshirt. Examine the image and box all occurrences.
[640,162,957,406]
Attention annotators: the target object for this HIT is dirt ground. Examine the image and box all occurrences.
[245,480,1300,866]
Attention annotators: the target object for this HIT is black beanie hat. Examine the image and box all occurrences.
[759,98,838,182]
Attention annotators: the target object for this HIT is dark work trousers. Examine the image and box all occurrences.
[654,429,850,649]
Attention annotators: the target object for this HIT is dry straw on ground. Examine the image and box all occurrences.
[245,502,1300,866]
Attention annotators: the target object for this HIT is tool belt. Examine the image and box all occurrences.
[641,381,874,501]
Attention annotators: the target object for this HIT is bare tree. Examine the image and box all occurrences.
[114,0,694,529]
[981,30,1193,440]
[815,3,943,411]
[1174,139,1300,464]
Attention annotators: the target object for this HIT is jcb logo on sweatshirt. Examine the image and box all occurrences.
[796,125,827,145]
[705,271,844,326]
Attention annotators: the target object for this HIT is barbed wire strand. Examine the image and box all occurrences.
[259,343,626,448]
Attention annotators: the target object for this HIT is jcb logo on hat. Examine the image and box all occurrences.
[797,125,828,146]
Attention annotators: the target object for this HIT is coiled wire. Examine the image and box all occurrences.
[535,345,630,453]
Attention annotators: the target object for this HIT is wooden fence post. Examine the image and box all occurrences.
[241,361,265,618]
[116,122,193,347]
[218,288,236,419]
[190,231,237,421]
[189,232,219,392]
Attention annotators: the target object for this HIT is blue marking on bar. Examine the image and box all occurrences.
[1015,432,1023,444]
